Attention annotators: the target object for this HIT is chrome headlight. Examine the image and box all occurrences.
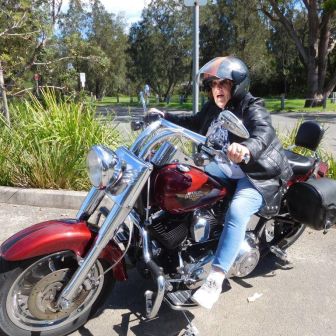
[87,145,123,189]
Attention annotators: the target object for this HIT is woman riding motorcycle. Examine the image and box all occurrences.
[146,56,292,309]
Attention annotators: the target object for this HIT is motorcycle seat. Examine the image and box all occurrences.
[284,150,315,176]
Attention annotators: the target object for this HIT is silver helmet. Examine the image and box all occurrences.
[198,56,250,100]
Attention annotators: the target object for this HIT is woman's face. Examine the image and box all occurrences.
[210,79,233,109]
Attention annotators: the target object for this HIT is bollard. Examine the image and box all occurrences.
[332,92,336,104]
[323,94,327,110]
[280,94,285,110]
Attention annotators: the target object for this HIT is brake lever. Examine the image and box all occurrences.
[241,153,250,164]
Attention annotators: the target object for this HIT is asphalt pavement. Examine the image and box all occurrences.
[0,108,336,335]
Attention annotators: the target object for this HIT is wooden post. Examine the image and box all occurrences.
[0,61,10,126]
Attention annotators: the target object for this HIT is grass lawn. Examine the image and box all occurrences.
[265,98,336,112]
[93,95,336,113]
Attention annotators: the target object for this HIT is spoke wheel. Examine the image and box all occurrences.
[0,251,111,336]
[258,218,306,254]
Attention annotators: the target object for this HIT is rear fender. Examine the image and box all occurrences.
[0,219,127,280]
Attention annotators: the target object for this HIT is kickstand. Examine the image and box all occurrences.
[181,310,199,336]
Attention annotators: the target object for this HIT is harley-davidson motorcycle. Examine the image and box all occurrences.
[0,110,336,336]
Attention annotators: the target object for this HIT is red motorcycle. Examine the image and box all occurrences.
[0,111,335,336]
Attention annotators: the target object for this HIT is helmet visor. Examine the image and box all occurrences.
[197,57,234,85]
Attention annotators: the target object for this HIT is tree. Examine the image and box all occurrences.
[0,0,64,93]
[59,0,128,99]
[259,0,336,106]
[89,0,128,99]
[268,19,306,96]
[57,0,96,94]
[128,0,192,100]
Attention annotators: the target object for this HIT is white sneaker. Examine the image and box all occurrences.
[192,278,222,310]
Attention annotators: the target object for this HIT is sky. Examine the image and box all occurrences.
[99,0,147,25]
[62,0,147,27]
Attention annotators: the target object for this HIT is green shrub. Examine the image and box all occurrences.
[0,89,120,190]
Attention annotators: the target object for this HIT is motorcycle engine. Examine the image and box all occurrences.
[190,208,222,242]
[149,207,223,250]
[148,211,189,250]
[227,232,260,278]
[148,208,260,288]
[183,233,260,288]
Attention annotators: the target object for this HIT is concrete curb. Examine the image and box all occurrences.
[0,186,87,210]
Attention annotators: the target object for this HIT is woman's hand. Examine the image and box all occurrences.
[147,108,165,117]
[143,108,165,123]
[227,143,250,163]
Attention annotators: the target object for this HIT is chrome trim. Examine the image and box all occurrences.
[141,227,151,263]
[191,210,211,242]
[139,129,180,159]
[125,209,141,229]
[161,119,206,144]
[76,187,105,220]
[150,142,178,166]
[100,213,138,277]
[145,275,165,319]
[139,120,206,160]
[146,179,151,221]
[130,119,162,154]
[107,147,153,205]
[163,298,199,311]
[130,119,206,159]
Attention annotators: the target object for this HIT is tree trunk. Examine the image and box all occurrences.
[304,59,319,107]
[263,1,336,108]
[0,62,10,126]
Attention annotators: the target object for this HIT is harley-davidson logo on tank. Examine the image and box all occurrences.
[176,190,207,201]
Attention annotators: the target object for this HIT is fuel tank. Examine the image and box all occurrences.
[152,164,228,214]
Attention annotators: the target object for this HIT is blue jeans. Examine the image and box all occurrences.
[205,162,264,273]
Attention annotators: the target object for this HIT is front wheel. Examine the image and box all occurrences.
[0,251,114,336]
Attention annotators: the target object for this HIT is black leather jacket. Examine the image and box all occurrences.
[165,93,293,209]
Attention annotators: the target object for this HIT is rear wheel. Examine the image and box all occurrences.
[0,251,114,336]
[258,218,306,255]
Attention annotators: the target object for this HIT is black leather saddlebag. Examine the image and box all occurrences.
[286,178,336,230]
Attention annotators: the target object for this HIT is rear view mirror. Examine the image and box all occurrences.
[218,110,249,139]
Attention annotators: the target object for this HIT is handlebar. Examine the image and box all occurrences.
[195,144,250,166]
[131,114,250,165]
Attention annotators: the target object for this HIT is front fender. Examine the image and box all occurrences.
[0,219,127,280]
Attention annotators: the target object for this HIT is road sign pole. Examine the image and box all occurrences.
[184,0,206,115]
[192,2,199,115]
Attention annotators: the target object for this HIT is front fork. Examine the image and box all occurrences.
[57,189,130,309]
[57,146,153,309]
